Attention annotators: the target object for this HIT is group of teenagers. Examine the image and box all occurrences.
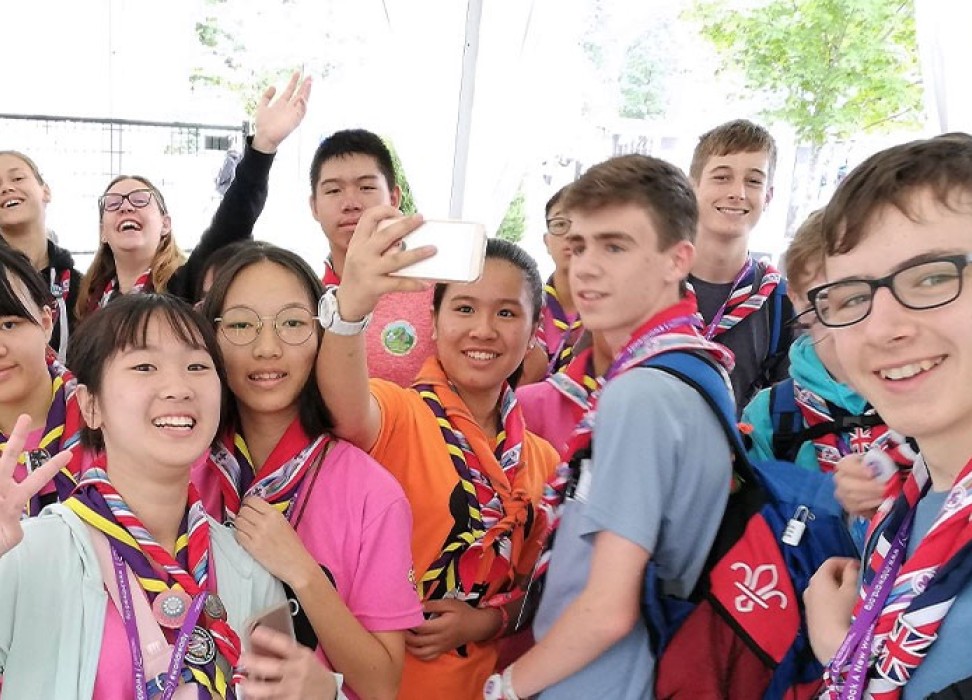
[0,64,969,699]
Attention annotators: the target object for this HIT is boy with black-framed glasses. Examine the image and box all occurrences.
[806,133,972,699]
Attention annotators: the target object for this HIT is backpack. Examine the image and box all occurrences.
[640,351,858,700]
[768,377,885,462]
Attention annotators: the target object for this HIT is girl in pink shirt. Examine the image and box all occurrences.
[197,243,423,700]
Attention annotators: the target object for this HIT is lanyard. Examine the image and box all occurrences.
[111,545,206,700]
[828,508,916,700]
[704,258,754,339]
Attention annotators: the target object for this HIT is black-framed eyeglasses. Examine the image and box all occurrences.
[546,216,571,236]
[807,253,972,328]
[215,306,320,346]
[98,188,158,213]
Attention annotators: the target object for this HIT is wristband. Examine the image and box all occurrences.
[488,604,510,641]
[483,665,521,700]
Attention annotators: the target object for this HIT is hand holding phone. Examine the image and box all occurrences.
[242,601,296,653]
[384,220,487,283]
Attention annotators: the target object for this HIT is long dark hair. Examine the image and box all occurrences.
[67,294,227,451]
[200,241,334,438]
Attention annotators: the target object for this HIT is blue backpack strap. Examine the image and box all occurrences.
[644,352,747,459]
[769,377,802,461]
[767,276,790,357]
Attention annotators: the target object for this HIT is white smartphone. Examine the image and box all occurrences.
[388,220,488,283]
[242,601,296,652]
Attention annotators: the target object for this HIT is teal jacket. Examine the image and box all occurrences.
[0,505,290,699]
[742,333,869,471]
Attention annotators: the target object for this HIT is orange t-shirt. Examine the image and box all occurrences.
[369,369,558,700]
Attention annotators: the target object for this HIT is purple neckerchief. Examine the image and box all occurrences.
[604,315,703,382]
[703,257,754,339]
[111,545,206,700]
[827,508,917,700]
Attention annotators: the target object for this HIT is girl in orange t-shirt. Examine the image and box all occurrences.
[316,208,559,700]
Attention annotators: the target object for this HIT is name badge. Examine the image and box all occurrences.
[574,458,593,503]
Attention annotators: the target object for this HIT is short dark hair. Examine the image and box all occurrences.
[689,119,778,183]
[782,210,825,298]
[309,129,397,194]
[822,134,972,255]
[562,154,698,250]
[67,294,227,451]
[0,245,54,321]
[200,241,334,438]
[432,238,542,387]
[545,185,569,219]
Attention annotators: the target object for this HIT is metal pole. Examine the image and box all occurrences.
[449,0,483,219]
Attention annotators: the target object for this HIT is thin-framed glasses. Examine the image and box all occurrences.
[98,189,157,213]
[215,305,319,346]
[808,253,972,328]
[546,216,571,236]
[787,307,818,335]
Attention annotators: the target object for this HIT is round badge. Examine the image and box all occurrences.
[204,593,226,622]
[26,448,51,473]
[381,320,417,357]
[152,589,192,629]
[185,626,217,666]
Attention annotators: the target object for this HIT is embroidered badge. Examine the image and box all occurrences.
[381,320,417,356]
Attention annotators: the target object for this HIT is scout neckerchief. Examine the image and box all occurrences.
[208,419,331,523]
[821,454,972,700]
[96,268,153,310]
[1,351,84,516]
[687,256,782,339]
[527,298,736,595]
[546,346,600,448]
[65,463,242,699]
[792,380,915,475]
[412,358,536,604]
[540,275,583,375]
[321,257,341,287]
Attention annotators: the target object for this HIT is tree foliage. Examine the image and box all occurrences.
[383,137,417,216]
[691,0,924,146]
[496,184,526,244]
[190,0,363,114]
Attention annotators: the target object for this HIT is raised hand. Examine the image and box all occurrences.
[251,70,313,154]
[0,414,73,557]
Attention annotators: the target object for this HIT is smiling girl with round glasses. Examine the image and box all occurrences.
[76,72,312,323]
[199,242,423,700]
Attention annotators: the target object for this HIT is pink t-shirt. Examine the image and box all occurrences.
[324,264,435,387]
[193,439,423,699]
[516,380,580,460]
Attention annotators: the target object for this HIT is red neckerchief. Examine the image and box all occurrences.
[321,257,341,287]
[411,358,536,603]
[66,461,243,695]
[822,454,972,699]
[95,268,153,310]
[687,258,782,339]
[208,419,330,523]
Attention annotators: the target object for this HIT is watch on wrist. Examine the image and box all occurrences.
[317,286,372,336]
[483,666,521,700]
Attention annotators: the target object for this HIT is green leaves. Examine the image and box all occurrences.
[690,0,923,145]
